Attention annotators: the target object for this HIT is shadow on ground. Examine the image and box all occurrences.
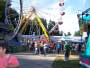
[16,54,55,68]
[52,55,80,68]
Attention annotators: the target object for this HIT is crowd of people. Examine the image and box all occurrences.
[0,39,83,68]
[27,39,83,61]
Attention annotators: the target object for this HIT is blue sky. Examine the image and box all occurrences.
[11,0,90,35]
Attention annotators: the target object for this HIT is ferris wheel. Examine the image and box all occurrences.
[4,0,23,41]
[4,0,65,41]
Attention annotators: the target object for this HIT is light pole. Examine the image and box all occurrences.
[5,0,11,24]
[20,0,23,20]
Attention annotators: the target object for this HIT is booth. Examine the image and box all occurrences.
[78,8,90,68]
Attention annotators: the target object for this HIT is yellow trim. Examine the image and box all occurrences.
[20,12,32,33]
[21,11,30,27]
[35,13,49,40]
[19,11,49,40]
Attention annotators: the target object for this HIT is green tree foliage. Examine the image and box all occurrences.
[41,18,47,29]
[47,20,55,35]
[0,0,5,22]
[59,31,64,36]
[67,32,71,36]
[64,33,67,36]
[47,20,60,36]
[9,8,19,27]
[74,30,81,36]
[0,0,19,23]
[0,0,19,40]
[40,18,47,35]
[47,20,55,31]
[24,18,47,35]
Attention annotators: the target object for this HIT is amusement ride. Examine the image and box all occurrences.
[0,0,90,68]
[3,0,65,42]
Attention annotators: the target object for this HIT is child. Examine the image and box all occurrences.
[0,41,20,68]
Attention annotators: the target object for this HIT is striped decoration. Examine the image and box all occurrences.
[80,57,90,65]
[80,61,90,68]
[80,54,90,68]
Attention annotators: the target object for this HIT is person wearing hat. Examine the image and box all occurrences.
[0,42,20,68]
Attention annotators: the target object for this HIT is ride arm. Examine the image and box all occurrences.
[19,12,33,34]
[35,13,49,40]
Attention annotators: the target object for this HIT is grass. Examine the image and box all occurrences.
[52,54,81,68]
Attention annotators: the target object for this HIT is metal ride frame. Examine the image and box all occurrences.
[19,7,49,40]
[5,0,49,41]
[78,8,90,68]
[5,0,64,41]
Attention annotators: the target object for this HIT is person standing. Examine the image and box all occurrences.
[77,43,82,53]
[64,41,71,61]
[56,42,61,54]
[43,42,47,56]
[0,41,20,68]
[34,41,38,54]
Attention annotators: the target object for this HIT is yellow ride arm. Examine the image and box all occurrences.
[20,11,30,27]
[20,12,33,34]
[35,13,49,40]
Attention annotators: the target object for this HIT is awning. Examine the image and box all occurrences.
[80,15,90,24]
[8,37,21,46]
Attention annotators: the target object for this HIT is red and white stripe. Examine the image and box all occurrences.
[80,61,90,68]
[80,57,90,68]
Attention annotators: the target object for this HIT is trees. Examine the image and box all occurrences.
[59,31,71,36]
[47,20,59,35]
[47,20,55,31]
[0,0,5,22]
[24,18,48,35]
[8,8,19,27]
[59,31,64,36]
[74,30,81,36]
[0,0,19,23]
[0,0,19,34]
[0,0,19,41]
[67,32,71,36]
